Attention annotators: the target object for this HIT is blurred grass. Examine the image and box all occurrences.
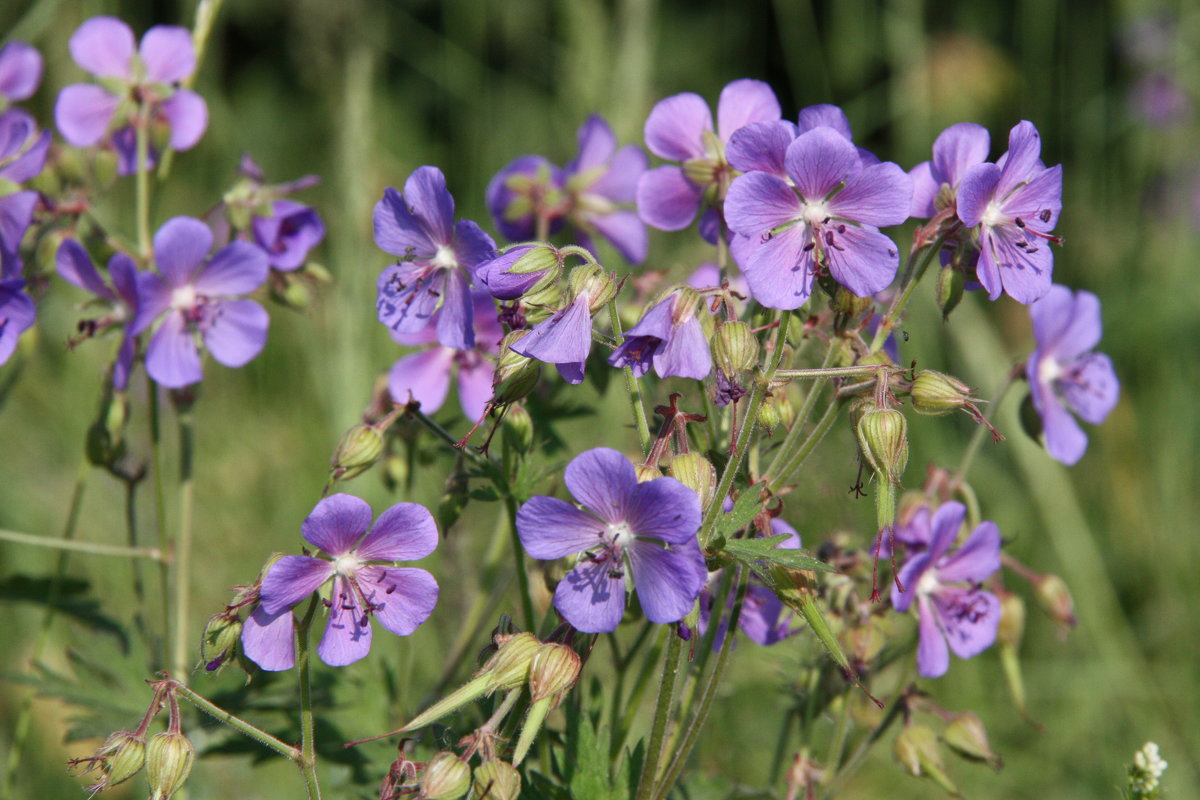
[2,0,1198,797]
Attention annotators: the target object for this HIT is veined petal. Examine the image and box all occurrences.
[932,587,1000,660]
[373,187,435,258]
[510,292,592,366]
[153,217,212,285]
[588,209,647,264]
[653,316,711,380]
[915,595,950,677]
[56,238,112,298]
[240,605,296,671]
[108,254,139,309]
[404,166,455,246]
[69,16,134,79]
[1001,164,1062,229]
[796,103,853,139]
[357,502,438,562]
[741,225,815,310]
[131,273,171,334]
[955,162,1001,227]
[302,493,374,555]
[891,552,932,612]
[54,84,119,147]
[517,495,606,559]
[1031,285,1097,356]
[927,501,967,561]
[193,240,268,296]
[590,144,646,203]
[144,311,202,388]
[629,538,705,624]
[161,89,207,150]
[554,559,627,633]
[785,127,860,201]
[624,296,675,340]
[318,575,372,666]
[995,121,1043,199]
[726,119,795,177]
[931,122,990,188]
[377,265,441,338]
[571,115,617,174]
[724,171,801,236]
[389,347,455,413]
[0,191,35,255]
[823,224,901,297]
[1062,352,1119,425]
[644,92,711,161]
[936,521,1000,584]
[201,299,268,368]
[435,267,474,350]
[0,282,34,364]
[456,356,495,420]
[0,42,43,102]
[984,226,1053,304]
[830,161,912,227]
[716,79,780,141]
[260,555,334,614]
[565,447,637,524]
[908,161,938,218]
[363,566,438,636]
[1037,384,1089,465]
[636,166,702,231]
[139,26,195,83]
[627,477,702,544]
[452,218,497,276]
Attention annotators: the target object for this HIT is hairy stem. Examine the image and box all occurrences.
[609,299,652,456]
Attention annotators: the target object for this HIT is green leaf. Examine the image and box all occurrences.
[0,574,129,647]
[721,536,837,573]
[564,703,619,800]
[716,491,761,536]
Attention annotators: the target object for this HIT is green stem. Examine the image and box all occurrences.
[149,384,170,654]
[170,409,195,683]
[505,494,537,631]
[609,299,652,456]
[156,0,225,178]
[134,103,152,260]
[819,669,909,800]
[699,313,791,549]
[774,365,889,380]
[824,692,853,774]
[762,339,837,488]
[173,683,301,762]
[295,596,323,800]
[0,528,161,559]
[954,368,1019,482]
[636,630,684,800]
[615,628,665,760]
[869,237,945,353]
[766,396,840,495]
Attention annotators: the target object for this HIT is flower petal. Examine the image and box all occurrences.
[627,477,702,544]
[69,16,134,79]
[389,347,454,413]
[915,595,950,678]
[724,171,801,236]
[161,89,208,151]
[0,191,36,256]
[570,115,617,174]
[259,555,334,614]
[931,122,990,187]
[131,273,171,334]
[995,121,1043,199]
[364,566,438,636]
[937,521,1000,584]
[318,575,373,666]
[979,226,1053,304]
[456,356,495,420]
[145,311,202,388]
[932,587,1000,660]
[452,218,497,276]
[139,25,195,83]
[55,239,111,298]
[653,316,711,380]
[303,494,374,555]
[404,166,455,246]
[587,209,647,264]
[565,447,638,525]
[785,127,860,201]
[955,162,1000,228]
[927,501,967,561]
[376,264,441,337]
[240,605,296,671]
[517,495,606,559]
[796,103,853,139]
[588,144,646,204]
[373,186,435,258]
[193,241,268,296]
[0,281,35,364]
[202,299,268,368]
[643,92,711,161]
[1029,285,1083,353]
[510,292,592,366]
[740,225,816,310]
[54,84,119,147]
[1062,352,1119,425]
[1001,163,1062,230]
[1038,388,1089,465]
[891,551,931,612]
[154,217,212,285]
[0,42,43,102]
[435,267,474,350]
[908,161,938,218]
[726,119,795,177]
[717,79,780,141]
[357,502,439,562]
[823,224,901,298]
[830,160,912,228]
[629,538,705,624]
[636,166,703,231]
[554,559,627,633]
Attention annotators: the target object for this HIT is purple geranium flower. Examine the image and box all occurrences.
[485,155,566,242]
[57,239,142,389]
[724,127,912,309]
[54,16,207,173]
[0,109,51,278]
[0,278,35,365]
[509,286,599,384]
[1026,285,1120,465]
[908,122,990,219]
[374,167,496,351]
[956,121,1063,303]
[389,292,502,421]
[0,42,42,105]
[241,494,439,670]
[564,116,648,264]
[609,290,711,380]
[517,448,706,633]
[251,200,326,271]
[637,79,780,244]
[132,217,269,388]
[892,501,1001,678]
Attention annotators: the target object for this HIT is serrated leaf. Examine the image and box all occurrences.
[564,705,616,800]
[0,574,129,647]
[721,535,837,573]
[716,491,761,536]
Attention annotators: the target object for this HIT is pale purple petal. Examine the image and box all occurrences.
[2,128,49,183]
[915,595,950,677]
[435,267,474,350]
[629,538,705,624]
[588,209,647,264]
[252,200,325,270]
[830,161,912,227]
[404,166,455,246]
[0,42,43,102]
[241,605,296,671]
[636,166,703,231]
[571,115,617,173]
[113,335,134,390]
[786,127,860,201]
[954,162,1000,227]
[145,311,202,387]
[740,226,815,310]
[1000,164,1062,229]
[302,494,374,555]
[318,575,372,666]
[724,171,801,236]
[1062,353,1119,425]
[554,559,627,633]
[726,119,795,177]
[796,104,853,139]
[891,552,931,612]
[933,587,1000,660]
[69,17,134,79]
[716,79,781,141]
[202,299,268,368]
[56,239,111,298]
[936,521,1000,584]
[54,84,119,147]
[485,154,564,242]
[477,246,550,301]
[452,218,497,276]
[510,292,592,367]
[980,227,1053,304]
[1029,285,1079,353]
[193,241,268,296]
[357,502,438,562]
[626,476,702,544]
[131,273,171,334]
[0,191,35,255]
[377,264,441,338]
[697,207,723,245]
[389,348,454,413]
[139,26,195,83]
[565,447,637,524]
[908,161,938,218]
[823,224,901,297]
[644,92,711,161]
[931,122,990,188]
[995,121,1043,199]
[259,555,334,614]
[517,495,606,559]
[456,356,495,420]
[589,145,647,203]
[374,186,435,258]
[154,217,212,284]
[364,567,438,636]
[927,501,966,561]
[108,254,139,308]
[653,316,711,379]
[1038,391,1089,465]
[160,89,208,150]
[0,281,35,364]
[624,295,674,340]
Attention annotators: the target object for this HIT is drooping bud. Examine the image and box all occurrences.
[829,285,873,321]
[529,643,582,704]
[330,423,384,482]
[996,590,1025,648]
[69,730,147,791]
[712,321,758,375]
[1033,574,1077,635]
[200,612,244,673]
[382,452,409,492]
[757,393,783,434]
[893,725,958,795]
[437,459,470,532]
[479,244,562,300]
[668,453,716,507]
[935,265,965,320]
[910,370,976,417]
[635,464,663,482]
[491,332,541,405]
[567,266,617,312]
[943,711,1002,770]
[479,631,540,692]
[86,389,130,468]
[146,731,195,800]
[420,752,472,800]
[856,409,909,486]
[472,760,521,800]
[501,404,534,455]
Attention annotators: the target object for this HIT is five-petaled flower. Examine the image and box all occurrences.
[0,108,51,277]
[891,501,1001,679]
[608,289,711,380]
[57,239,143,389]
[1026,285,1120,465]
[252,200,326,271]
[241,494,440,669]
[132,217,269,388]
[908,122,990,219]
[516,448,706,633]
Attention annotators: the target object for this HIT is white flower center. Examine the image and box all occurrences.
[333,552,363,578]
[431,244,458,271]
[803,200,831,228]
[606,521,634,550]
[980,200,1008,229]
[170,284,197,310]
[1037,356,1063,386]
[917,567,941,597]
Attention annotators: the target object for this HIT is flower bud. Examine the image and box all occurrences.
[472,760,521,800]
[479,631,540,692]
[668,453,716,507]
[757,394,782,434]
[146,731,195,800]
[893,725,958,795]
[910,370,976,417]
[276,277,311,310]
[1034,574,1077,634]
[201,612,244,672]
[567,266,617,312]
[635,463,663,482]
[330,423,384,482]
[856,408,909,485]
[420,752,472,800]
[501,404,534,455]
[492,332,540,405]
[86,389,130,468]
[943,711,1001,770]
[382,453,409,492]
[829,285,873,320]
[69,730,147,790]
[996,590,1025,648]
[712,322,758,374]
[529,643,582,704]
[935,265,964,320]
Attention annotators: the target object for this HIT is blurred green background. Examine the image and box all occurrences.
[1,0,1198,797]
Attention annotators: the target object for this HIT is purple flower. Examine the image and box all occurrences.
[241,494,439,669]
[0,278,35,365]
[609,290,711,380]
[0,41,43,104]
[132,217,269,388]
[724,127,912,309]
[509,288,597,384]
[476,244,557,301]
[54,17,207,172]
[1026,285,1119,465]
[517,448,706,632]
[251,200,325,271]
[564,116,648,264]
[908,123,990,218]
[0,109,51,277]
[485,155,566,242]
[956,121,1062,304]
[891,501,1001,678]
[637,79,780,244]
[57,239,142,389]
[389,292,502,420]
[374,167,496,351]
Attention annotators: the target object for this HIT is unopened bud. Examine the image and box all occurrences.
[201,612,244,672]
[472,760,521,800]
[567,266,617,312]
[492,332,540,405]
[529,643,582,704]
[936,265,965,320]
[893,725,958,795]
[70,730,146,790]
[910,370,976,417]
[757,394,782,434]
[712,322,758,374]
[382,453,409,492]
[420,752,472,800]
[438,464,470,532]
[829,285,873,320]
[996,590,1025,648]
[277,278,311,309]
[943,711,1001,770]
[330,423,384,482]
[668,453,716,507]
[635,464,663,482]
[146,731,195,800]
[480,632,540,692]
[86,390,130,467]
[856,409,909,485]
[501,404,534,454]
[1034,574,1077,633]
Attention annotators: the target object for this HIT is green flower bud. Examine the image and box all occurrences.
[682,156,718,186]
[330,423,385,482]
[479,631,540,692]
[529,643,582,704]
[757,394,782,434]
[420,752,472,800]
[893,725,958,795]
[303,262,334,284]
[943,711,1001,770]
[635,464,663,482]
[712,322,758,374]
[829,285,873,321]
[996,590,1025,648]
[146,731,195,800]
[382,453,409,492]
[567,265,617,312]
[200,612,244,673]
[276,277,311,310]
[472,760,521,800]
[936,265,965,320]
[57,145,88,183]
[910,370,977,417]
[1034,574,1077,634]
[856,408,909,486]
[668,453,716,507]
[507,243,562,275]
[501,404,534,455]
[492,331,540,405]
[104,730,147,787]
[86,390,130,468]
